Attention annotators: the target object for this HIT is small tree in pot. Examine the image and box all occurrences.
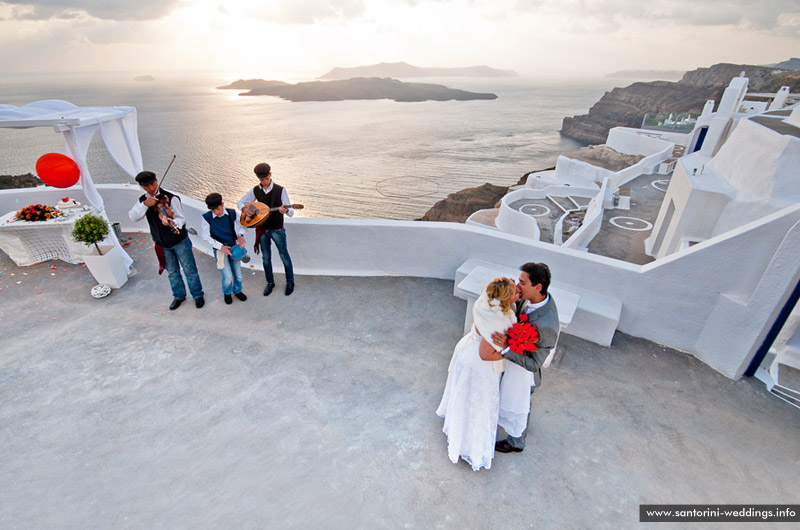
[72,213,110,254]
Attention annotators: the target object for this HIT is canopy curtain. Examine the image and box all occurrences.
[63,125,134,270]
[98,109,143,177]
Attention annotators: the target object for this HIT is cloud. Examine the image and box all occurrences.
[0,0,183,21]
[243,0,366,24]
[510,0,799,34]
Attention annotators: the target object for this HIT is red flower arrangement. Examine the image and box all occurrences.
[507,314,540,355]
[15,204,62,222]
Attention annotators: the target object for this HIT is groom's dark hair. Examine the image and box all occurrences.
[521,262,550,296]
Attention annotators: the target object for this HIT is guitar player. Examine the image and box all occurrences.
[237,162,296,296]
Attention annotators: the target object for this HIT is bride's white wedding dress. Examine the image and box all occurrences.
[436,291,515,471]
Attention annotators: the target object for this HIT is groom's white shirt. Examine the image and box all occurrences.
[522,293,550,314]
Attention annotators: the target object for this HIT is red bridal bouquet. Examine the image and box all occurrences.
[15,204,61,222]
[507,314,540,355]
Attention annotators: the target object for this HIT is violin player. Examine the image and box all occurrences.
[237,162,296,296]
[129,170,205,310]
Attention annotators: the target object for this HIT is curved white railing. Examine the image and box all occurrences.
[562,177,611,250]
[497,185,602,243]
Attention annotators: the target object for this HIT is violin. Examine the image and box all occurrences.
[149,154,180,234]
[155,193,180,234]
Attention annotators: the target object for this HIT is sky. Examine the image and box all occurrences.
[0,0,799,80]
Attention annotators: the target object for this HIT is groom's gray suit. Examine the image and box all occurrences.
[502,295,560,448]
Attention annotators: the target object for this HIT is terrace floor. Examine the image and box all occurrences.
[587,172,669,265]
[1,236,798,529]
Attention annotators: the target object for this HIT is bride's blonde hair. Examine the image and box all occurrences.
[486,277,516,313]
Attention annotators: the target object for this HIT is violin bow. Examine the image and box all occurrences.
[158,155,177,188]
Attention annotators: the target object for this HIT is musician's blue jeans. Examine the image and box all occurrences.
[164,237,204,300]
[259,228,294,285]
[215,250,243,295]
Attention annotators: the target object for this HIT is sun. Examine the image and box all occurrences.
[157,1,324,81]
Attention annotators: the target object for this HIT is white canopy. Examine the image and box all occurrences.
[0,100,144,269]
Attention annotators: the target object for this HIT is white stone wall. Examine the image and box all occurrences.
[787,107,800,128]
[562,178,610,251]
[710,118,799,202]
[606,127,674,156]
[554,156,613,187]
[3,185,799,380]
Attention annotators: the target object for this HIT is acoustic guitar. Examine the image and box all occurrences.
[240,202,304,228]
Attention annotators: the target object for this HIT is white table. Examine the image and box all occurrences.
[0,207,95,266]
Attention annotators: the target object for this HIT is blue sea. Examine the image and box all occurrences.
[0,74,621,220]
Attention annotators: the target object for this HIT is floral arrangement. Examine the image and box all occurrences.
[15,204,61,222]
[507,314,540,355]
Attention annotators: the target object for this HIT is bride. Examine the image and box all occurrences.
[436,277,518,471]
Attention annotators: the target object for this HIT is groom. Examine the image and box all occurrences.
[492,262,560,453]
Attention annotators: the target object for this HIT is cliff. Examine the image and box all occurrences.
[320,62,518,80]
[770,58,800,71]
[605,70,685,81]
[218,77,497,102]
[562,62,800,144]
[419,173,538,222]
[216,79,290,90]
[561,145,643,172]
[0,173,41,189]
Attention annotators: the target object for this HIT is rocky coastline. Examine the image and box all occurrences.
[418,172,544,223]
[0,173,41,189]
[218,77,497,102]
[561,62,800,144]
[319,62,518,80]
[423,61,800,222]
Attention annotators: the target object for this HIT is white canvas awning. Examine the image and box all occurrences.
[0,100,144,270]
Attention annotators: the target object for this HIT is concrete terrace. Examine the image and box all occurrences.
[1,238,799,529]
[587,172,667,265]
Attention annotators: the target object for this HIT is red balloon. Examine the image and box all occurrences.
[35,153,80,188]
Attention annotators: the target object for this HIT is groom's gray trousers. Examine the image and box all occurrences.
[502,296,560,449]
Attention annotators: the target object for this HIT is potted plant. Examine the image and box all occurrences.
[72,213,128,289]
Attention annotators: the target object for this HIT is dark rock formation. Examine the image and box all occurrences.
[561,145,644,172]
[320,62,518,80]
[420,183,509,222]
[605,70,685,81]
[561,81,724,145]
[679,63,800,91]
[419,172,542,223]
[216,79,290,90]
[769,58,800,71]
[562,62,800,144]
[0,173,42,189]
[219,77,497,102]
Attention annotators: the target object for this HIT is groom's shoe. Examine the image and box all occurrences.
[495,440,523,454]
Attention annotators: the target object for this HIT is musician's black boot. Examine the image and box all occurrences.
[285,281,294,296]
[235,292,247,301]
[169,298,184,310]
[224,294,233,305]
[263,283,275,296]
